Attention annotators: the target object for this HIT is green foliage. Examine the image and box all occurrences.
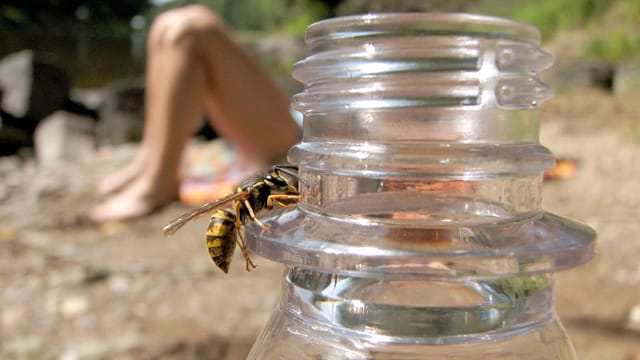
[0,5,27,24]
[511,0,611,39]
[584,1,640,63]
[494,0,640,63]
[0,0,150,35]
[586,29,640,63]
[283,0,330,38]
[148,0,329,36]
[224,0,287,31]
[0,0,329,37]
[491,276,551,300]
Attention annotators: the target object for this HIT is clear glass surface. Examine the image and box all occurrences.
[248,268,577,360]
[246,13,594,359]
[247,207,594,279]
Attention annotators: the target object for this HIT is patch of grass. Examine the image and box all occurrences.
[499,0,640,63]
[282,0,329,39]
[509,0,610,40]
[583,1,640,63]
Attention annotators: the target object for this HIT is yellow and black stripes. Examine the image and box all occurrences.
[206,209,237,273]
[163,164,302,274]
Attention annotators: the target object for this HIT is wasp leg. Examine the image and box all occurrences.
[267,194,300,222]
[236,229,257,271]
[267,194,300,208]
[242,199,270,232]
[235,202,257,271]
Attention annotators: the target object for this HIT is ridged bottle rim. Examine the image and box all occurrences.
[246,13,595,279]
[305,12,541,45]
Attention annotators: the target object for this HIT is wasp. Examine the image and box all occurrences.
[163,165,301,273]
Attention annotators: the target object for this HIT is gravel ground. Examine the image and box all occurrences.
[0,89,639,359]
[541,90,640,360]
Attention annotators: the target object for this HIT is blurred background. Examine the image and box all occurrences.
[2,0,639,88]
[1,1,639,359]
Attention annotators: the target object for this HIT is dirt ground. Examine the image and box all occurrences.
[0,88,639,359]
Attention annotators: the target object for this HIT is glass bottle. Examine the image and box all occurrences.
[245,13,596,359]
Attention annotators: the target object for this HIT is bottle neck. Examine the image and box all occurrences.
[244,13,595,281]
[282,267,554,344]
[289,13,554,221]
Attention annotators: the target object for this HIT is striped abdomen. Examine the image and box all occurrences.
[206,209,237,273]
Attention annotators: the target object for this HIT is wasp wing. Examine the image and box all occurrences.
[162,191,248,236]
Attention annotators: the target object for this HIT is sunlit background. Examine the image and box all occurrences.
[1,0,638,87]
[1,1,639,359]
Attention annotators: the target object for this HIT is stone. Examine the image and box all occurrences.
[1,304,26,328]
[2,336,44,358]
[0,50,70,131]
[94,78,145,147]
[108,274,132,294]
[33,110,96,164]
[91,78,218,146]
[60,295,89,318]
[61,330,142,360]
[613,58,640,96]
[69,88,104,112]
[626,303,640,332]
[0,225,17,241]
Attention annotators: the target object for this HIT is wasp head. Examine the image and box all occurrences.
[265,172,298,194]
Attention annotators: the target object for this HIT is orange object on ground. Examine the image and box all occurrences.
[179,178,235,206]
[544,158,578,181]
[179,140,236,206]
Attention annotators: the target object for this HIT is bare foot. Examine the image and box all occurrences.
[91,175,179,223]
[97,150,148,195]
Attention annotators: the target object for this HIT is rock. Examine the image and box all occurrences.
[108,274,132,294]
[92,78,218,146]
[2,336,44,358]
[60,295,90,318]
[69,88,105,112]
[626,303,640,332]
[95,78,145,147]
[613,58,640,96]
[60,339,109,360]
[82,267,110,284]
[99,220,129,237]
[0,50,70,131]
[1,304,26,328]
[0,225,17,241]
[61,330,142,360]
[33,110,96,164]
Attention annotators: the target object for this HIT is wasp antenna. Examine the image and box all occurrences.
[273,164,309,187]
[162,222,180,237]
[273,163,297,170]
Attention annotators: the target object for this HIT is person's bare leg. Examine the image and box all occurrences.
[91,7,209,221]
[91,6,299,222]
[195,10,299,169]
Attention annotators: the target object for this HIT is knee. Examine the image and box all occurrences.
[148,5,226,48]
